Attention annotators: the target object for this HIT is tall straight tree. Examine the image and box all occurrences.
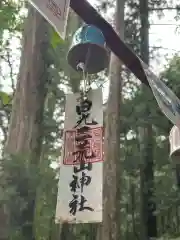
[139,0,157,238]
[4,5,50,240]
[101,0,125,239]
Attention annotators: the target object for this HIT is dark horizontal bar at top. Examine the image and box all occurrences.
[70,0,150,88]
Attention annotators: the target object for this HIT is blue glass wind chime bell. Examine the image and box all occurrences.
[67,24,109,76]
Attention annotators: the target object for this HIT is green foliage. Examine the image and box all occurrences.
[161,55,180,97]
[50,29,64,49]
[0,152,58,240]
[0,0,23,34]
[1,0,180,240]
[0,91,12,106]
[119,54,180,239]
[34,153,58,240]
[0,154,39,240]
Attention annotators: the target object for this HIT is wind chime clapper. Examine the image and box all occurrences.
[67,24,109,76]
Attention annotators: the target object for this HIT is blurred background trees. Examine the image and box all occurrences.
[1,0,180,239]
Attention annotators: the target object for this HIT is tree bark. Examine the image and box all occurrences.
[101,0,125,239]
[139,0,157,238]
[6,6,49,156]
[1,5,50,240]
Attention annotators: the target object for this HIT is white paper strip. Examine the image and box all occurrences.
[55,88,103,223]
[169,125,180,162]
[29,0,70,39]
[141,61,180,127]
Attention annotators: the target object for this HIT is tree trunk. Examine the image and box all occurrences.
[101,0,125,239]
[130,180,137,239]
[139,0,157,238]
[60,223,74,240]
[6,6,49,156]
[3,5,50,239]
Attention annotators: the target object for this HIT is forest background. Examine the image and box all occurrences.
[1,0,180,239]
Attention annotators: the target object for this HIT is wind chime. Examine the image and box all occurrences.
[67,24,108,126]
[55,24,109,223]
[67,24,109,92]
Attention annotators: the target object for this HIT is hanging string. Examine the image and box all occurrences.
[76,43,109,100]
[76,45,92,100]
[83,46,91,90]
